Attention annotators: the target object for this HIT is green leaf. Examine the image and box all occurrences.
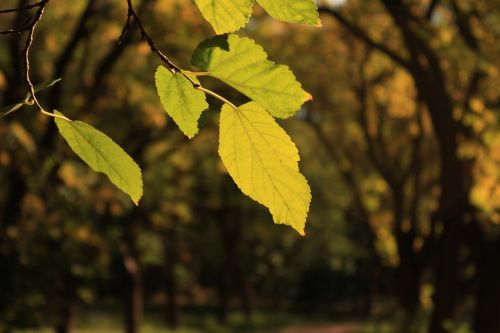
[192,34,311,119]
[0,103,25,118]
[194,0,253,34]
[54,111,143,205]
[257,0,320,26]
[155,66,208,138]
[1,79,62,119]
[32,78,62,94]
[218,102,311,234]
[24,78,62,101]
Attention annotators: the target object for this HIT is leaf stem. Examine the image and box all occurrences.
[39,109,72,122]
[181,70,210,76]
[196,86,238,110]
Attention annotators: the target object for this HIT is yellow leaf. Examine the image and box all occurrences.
[218,102,311,234]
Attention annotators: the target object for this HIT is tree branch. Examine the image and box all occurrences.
[450,0,480,51]
[318,6,410,69]
[120,0,180,72]
[306,118,370,220]
[0,1,47,34]
[463,69,486,113]
[401,101,424,183]
[49,0,97,109]
[355,62,399,189]
[22,0,49,112]
[425,0,440,20]
[0,1,44,14]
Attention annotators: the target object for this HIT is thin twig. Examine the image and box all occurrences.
[122,0,181,72]
[120,0,240,110]
[117,4,133,45]
[0,1,44,14]
[23,0,48,110]
[0,1,46,34]
[0,27,29,35]
[21,0,71,121]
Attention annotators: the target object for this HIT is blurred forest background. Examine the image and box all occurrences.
[1,0,499,333]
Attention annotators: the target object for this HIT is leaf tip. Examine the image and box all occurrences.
[185,130,197,140]
[298,229,306,237]
[305,92,314,101]
[133,196,143,206]
[315,19,322,28]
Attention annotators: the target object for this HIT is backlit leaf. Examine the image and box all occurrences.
[192,34,311,119]
[54,111,143,205]
[257,0,320,26]
[155,66,208,138]
[194,0,253,34]
[218,102,311,234]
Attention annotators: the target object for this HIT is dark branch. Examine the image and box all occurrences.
[22,0,49,111]
[0,1,44,14]
[425,0,440,20]
[121,0,180,72]
[48,0,98,111]
[450,0,480,51]
[0,1,46,34]
[401,101,424,183]
[355,60,399,189]
[0,27,29,35]
[84,0,154,110]
[306,118,370,220]
[318,6,410,69]
[464,69,486,110]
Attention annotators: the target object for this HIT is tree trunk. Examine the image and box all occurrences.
[473,240,500,333]
[124,271,143,333]
[121,225,143,333]
[391,184,423,315]
[319,2,475,330]
[164,225,180,329]
[429,219,462,333]
[217,265,230,324]
[216,206,240,325]
[397,262,422,314]
[235,263,253,323]
[54,274,78,333]
[55,301,77,333]
[378,4,472,332]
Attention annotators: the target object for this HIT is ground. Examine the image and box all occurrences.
[275,322,362,333]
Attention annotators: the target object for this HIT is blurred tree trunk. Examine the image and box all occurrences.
[377,3,472,332]
[54,274,78,333]
[216,198,249,324]
[308,121,381,316]
[397,259,422,313]
[217,266,230,324]
[0,0,30,233]
[236,266,253,323]
[359,61,427,316]
[164,223,180,329]
[473,238,500,333]
[121,222,143,333]
[392,187,423,314]
[321,1,474,330]
[217,214,231,325]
